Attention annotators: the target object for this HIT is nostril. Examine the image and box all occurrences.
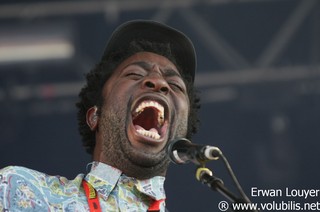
[145,81,155,88]
[160,87,169,93]
[143,79,169,94]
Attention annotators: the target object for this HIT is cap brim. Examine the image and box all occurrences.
[101,20,196,83]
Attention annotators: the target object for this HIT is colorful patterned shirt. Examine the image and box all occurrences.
[0,161,166,211]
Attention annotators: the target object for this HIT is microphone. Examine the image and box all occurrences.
[167,138,222,165]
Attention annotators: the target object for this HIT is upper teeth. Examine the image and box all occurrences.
[135,100,165,125]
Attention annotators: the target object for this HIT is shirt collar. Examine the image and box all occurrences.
[84,161,166,201]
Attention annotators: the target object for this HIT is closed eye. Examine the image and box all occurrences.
[125,72,145,80]
[122,63,147,80]
[126,72,143,77]
[169,82,185,92]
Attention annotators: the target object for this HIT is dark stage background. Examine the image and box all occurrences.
[1,0,320,211]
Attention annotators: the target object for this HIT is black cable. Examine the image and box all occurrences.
[219,152,252,204]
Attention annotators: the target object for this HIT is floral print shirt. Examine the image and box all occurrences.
[0,161,166,211]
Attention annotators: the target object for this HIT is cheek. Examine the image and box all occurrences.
[102,82,130,105]
[177,97,190,120]
[173,99,190,138]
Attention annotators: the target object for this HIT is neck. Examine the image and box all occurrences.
[97,151,170,179]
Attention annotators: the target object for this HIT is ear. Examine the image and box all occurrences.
[86,106,99,131]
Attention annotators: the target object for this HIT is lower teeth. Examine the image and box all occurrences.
[137,129,160,140]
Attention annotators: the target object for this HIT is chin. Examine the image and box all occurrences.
[124,140,168,166]
[117,139,170,178]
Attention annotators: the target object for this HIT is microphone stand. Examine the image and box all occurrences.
[196,167,240,203]
[167,138,259,211]
[195,166,259,212]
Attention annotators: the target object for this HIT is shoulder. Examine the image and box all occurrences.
[0,166,85,193]
[0,165,54,189]
[0,166,50,210]
[0,165,56,196]
[0,166,85,211]
[0,165,45,179]
[0,165,84,185]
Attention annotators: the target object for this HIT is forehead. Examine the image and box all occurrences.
[113,51,180,75]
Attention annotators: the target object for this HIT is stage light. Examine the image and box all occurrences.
[0,39,74,63]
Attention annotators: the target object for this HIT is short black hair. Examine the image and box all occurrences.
[76,40,200,154]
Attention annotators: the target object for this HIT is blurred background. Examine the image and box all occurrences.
[1,0,320,211]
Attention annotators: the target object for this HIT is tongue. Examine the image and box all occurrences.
[134,125,158,133]
[149,128,158,133]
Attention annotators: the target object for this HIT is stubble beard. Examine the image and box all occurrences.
[99,105,170,179]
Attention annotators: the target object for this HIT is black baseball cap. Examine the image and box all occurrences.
[100,20,196,83]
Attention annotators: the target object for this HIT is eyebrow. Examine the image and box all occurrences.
[128,61,182,78]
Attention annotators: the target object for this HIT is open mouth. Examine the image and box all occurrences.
[132,99,168,141]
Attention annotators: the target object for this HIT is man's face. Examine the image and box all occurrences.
[97,51,190,178]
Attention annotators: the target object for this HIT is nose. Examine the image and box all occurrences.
[142,71,169,94]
